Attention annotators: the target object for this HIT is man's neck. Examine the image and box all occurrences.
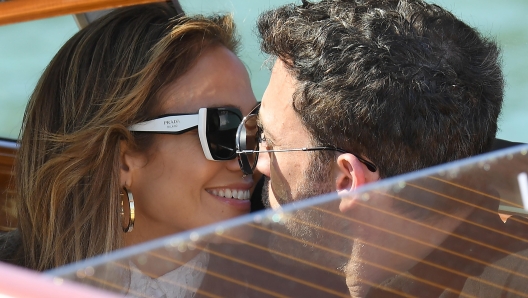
[345,206,474,297]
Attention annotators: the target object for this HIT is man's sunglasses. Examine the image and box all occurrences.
[129,107,243,161]
[235,103,378,175]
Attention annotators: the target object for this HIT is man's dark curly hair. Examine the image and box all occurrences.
[257,0,503,178]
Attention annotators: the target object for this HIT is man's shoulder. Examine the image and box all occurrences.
[461,246,528,297]
[491,138,525,151]
[459,215,528,297]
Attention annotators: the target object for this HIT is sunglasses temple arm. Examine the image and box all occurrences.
[128,114,199,132]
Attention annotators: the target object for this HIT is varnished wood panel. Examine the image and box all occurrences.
[0,0,164,26]
[0,140,17,231]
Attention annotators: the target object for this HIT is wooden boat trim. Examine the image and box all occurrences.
[0,0,164,26]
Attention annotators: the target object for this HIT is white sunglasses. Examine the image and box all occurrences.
[129,107,243,161]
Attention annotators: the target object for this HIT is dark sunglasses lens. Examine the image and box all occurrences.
[238,114,260,172]
[206,109,242,160]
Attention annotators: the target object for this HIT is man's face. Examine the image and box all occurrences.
[255,60,466,296]
[256,59,334,209]
[255,59,348,268]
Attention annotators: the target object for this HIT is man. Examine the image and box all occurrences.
[236,0,528,296]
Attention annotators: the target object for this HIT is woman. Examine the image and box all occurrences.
[0,0,258,282]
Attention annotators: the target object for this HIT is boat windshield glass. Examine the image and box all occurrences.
[48,144,528,297]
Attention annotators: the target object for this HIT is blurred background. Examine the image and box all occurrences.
[1,0,526,142]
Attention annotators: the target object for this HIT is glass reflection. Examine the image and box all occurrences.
[48,145,528,297]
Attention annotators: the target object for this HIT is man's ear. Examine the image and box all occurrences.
[335,153,375,212]
[335,153,366,194]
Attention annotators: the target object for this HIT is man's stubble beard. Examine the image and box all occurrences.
[263,153,350,270]
[262,152,334,241]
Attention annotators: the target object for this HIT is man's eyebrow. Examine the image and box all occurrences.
[257,116,277,145]
[256,116,263,130]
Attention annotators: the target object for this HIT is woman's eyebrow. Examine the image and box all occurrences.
[208,103,241,110]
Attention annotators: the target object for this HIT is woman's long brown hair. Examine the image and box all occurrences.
[13,2,238,271]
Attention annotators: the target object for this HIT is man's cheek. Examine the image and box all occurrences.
[261,177,279,209]
[268,193,281,209]
[269,159,294,206]
[269,178,288,207]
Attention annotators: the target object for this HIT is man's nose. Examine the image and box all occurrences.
[255,152,271,177]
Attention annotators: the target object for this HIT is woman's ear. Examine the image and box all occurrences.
[120,140,134,188]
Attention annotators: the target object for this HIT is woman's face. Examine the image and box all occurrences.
[122,46,258,244]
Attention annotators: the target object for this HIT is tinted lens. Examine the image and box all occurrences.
[237,111,260,175]
[206,108,242,160]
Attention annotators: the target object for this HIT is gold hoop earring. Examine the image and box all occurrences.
[121,188,135,233]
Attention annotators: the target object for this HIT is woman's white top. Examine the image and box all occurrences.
[125,251,209,298]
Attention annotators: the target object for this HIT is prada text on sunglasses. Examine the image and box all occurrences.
[236,103,377,175]
[129,107,243,161]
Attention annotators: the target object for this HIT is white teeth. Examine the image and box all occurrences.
[209,189,250,200]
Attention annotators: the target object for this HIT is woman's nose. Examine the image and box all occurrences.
[226,157,243,172]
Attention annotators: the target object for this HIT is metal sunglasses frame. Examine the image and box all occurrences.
[236,103,377,175]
